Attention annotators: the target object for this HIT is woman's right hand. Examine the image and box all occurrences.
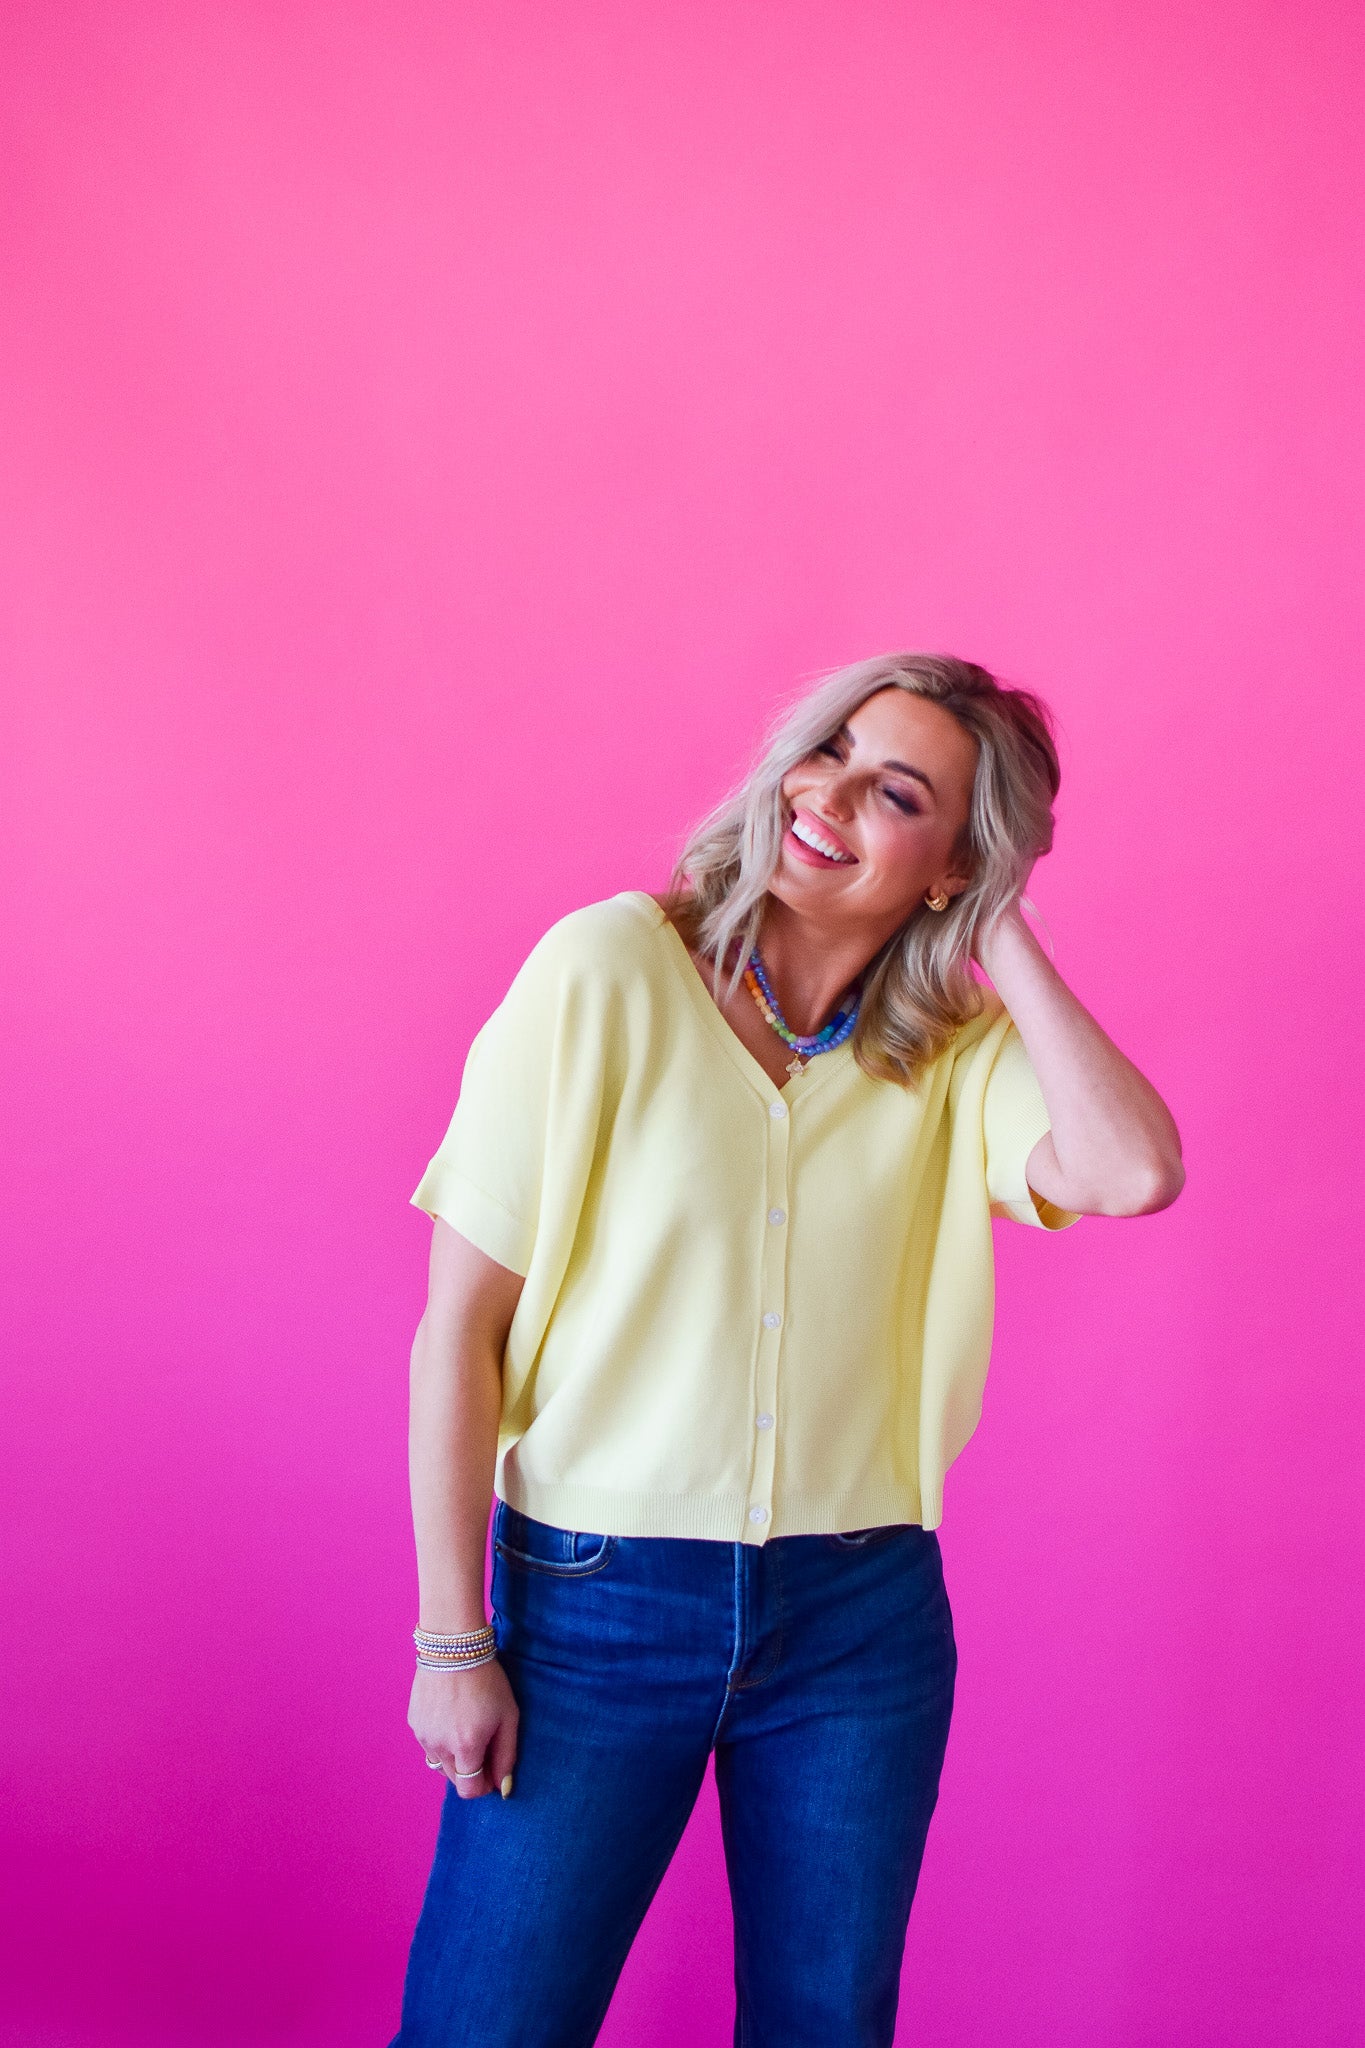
[408,1658,521,1799]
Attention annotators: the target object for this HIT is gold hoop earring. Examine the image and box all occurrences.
[925,891,950,912]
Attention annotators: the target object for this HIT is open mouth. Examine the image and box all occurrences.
[788,811,858,866]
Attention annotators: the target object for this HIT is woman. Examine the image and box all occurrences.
[389,652,1184,2048]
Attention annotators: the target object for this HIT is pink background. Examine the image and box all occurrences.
[3,4,1361,2043]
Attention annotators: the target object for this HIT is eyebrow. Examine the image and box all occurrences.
[835,724,937,799]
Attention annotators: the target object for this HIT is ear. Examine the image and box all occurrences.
[941,831,975,899]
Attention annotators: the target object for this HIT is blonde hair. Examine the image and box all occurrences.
[661,652,1061,1087]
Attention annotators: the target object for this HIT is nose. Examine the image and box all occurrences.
[817,761,855,821]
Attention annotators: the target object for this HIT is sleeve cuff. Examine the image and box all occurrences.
[409,1166,536,1275]
[989,1102,1083,1231]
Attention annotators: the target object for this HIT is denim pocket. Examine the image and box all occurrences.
[493,1501,617,1577]
[826,1523,908,1548]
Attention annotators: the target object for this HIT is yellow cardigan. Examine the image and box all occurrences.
[412,891,1080,1540]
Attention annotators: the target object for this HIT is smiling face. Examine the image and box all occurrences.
[771,686,980,945]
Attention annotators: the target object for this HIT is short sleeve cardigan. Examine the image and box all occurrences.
[411,890,1080,1541]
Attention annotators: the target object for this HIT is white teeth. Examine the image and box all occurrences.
[792,815,855,862]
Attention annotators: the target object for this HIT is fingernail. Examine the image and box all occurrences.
[500,1773,514,1798]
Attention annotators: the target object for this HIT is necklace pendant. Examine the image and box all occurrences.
[785,1052,806,1079]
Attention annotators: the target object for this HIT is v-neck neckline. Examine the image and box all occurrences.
[629,891,856,1108]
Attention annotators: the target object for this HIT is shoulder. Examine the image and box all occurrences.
[507,890,669,1002]
[945,987,1010,1064]
[940,982,1016,1080]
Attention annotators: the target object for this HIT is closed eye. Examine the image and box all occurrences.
[818,741,925,811]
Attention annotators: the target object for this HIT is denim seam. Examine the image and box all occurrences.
[492,1535,618,1578]
[707,1549,745,1747]
[727,1543,785,1692]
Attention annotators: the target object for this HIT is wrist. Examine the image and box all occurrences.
[416,1578,490,1636]
[976,898,1031,973]
[419,1638,505,1671]
[414,1619,498,1674]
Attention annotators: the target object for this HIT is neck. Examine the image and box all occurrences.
[750,896,890,1037]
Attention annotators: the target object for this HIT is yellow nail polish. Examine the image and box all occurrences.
[500,1773,514,1798]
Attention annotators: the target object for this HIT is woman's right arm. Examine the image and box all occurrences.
[405,1217,525,1800]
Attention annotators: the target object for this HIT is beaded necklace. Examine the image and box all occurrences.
[742,948,861,1078]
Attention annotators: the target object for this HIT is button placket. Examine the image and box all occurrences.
[745,1090,789,1542]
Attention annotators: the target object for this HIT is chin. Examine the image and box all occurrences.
[769,859,853,912]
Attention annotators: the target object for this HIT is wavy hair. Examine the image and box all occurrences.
[660,652,1061,1087]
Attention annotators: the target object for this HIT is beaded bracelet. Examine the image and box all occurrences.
[416,1648,497,1671]
[413,1624,498,1672]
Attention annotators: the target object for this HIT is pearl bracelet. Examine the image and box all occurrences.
[413,1623,497,1671]
[415,1646,498,1671]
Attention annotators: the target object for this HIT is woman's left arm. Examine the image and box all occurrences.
[976,903,1186,1218]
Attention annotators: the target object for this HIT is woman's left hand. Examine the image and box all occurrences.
[970,884,1185,1216]
[972,876,1035,976]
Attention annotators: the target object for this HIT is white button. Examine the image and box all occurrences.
[762,1311,782,1329]
[755,1412,774,1430]
[749,1505,769,1523]
[768,1101,787,1119]
[767,1208,786,1226]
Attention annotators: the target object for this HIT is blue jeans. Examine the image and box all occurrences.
[390,1499,957,2048]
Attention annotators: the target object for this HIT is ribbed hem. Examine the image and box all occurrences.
[496,1475,927,1543]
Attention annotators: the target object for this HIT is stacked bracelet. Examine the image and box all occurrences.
[413,1624,498,1671]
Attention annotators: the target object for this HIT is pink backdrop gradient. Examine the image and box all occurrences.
[3,4,1361,2043]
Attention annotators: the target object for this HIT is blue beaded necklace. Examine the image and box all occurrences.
[744,947,861,1076]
